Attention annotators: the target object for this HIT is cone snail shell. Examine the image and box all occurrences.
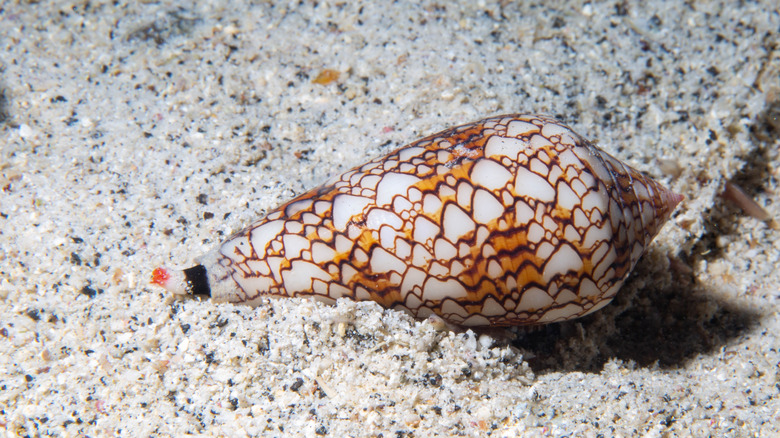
[153,114,682,327]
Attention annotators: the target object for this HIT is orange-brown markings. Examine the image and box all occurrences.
[274,125,507,307]
[325,144,482,302]
[371,126,590,315]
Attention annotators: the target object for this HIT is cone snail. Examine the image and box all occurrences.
[152,114,682,327]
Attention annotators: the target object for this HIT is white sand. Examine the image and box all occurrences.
[1,1,778,436]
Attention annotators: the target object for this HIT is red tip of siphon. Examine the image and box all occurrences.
[151,267,170,286]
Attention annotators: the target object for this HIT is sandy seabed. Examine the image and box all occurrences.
[1,1,779,436]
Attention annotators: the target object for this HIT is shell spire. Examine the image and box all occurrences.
[587,148,683,277]
[153,114,682,327]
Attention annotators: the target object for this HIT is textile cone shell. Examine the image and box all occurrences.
[153,114,682,327]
